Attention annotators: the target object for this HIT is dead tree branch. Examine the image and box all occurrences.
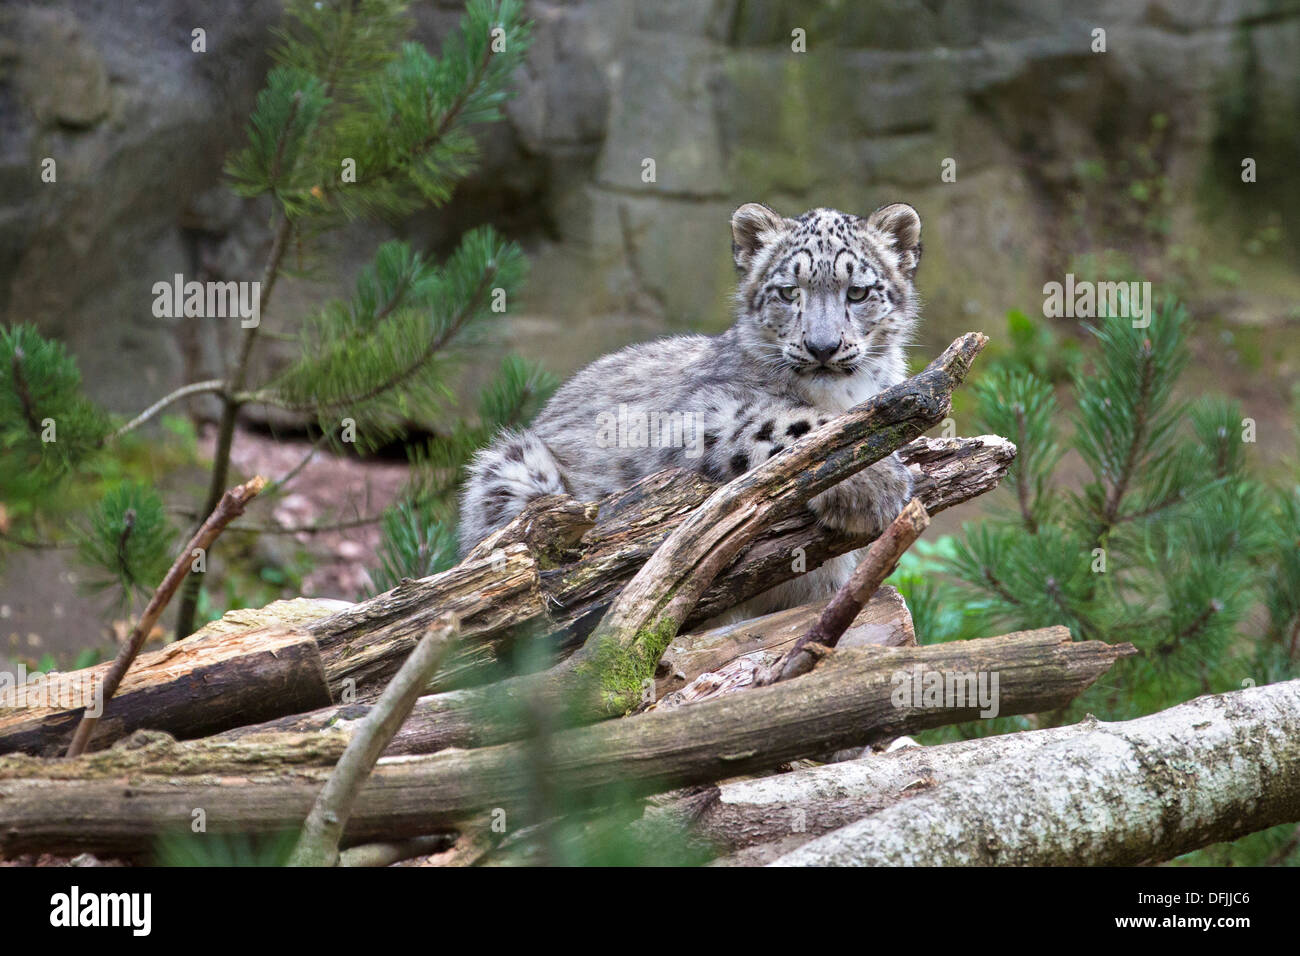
[288,616,457,867]
[768,497,929,683]
[567,332,987,715]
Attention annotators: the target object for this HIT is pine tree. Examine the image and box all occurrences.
[0,0,550,640]
[893,297,1300,864]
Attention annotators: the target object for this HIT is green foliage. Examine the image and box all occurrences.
[274,230,528,446]
[914,298,1300,749]
[985,309,1082,385]
[0,324,108,504]
[225,66,331,210]
[905,300,1300,862]
[271,0,411,97]
[368,354,557,591]
[3,0,542,640]
[971,368,1063,532]
[227,0,531,224]
[76,482,176,608]
[154,830,299,867]
[370,497,460,592]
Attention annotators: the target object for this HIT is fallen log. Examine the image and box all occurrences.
[0,627,331,757]
[305,431,1013,696]
[289,617,458,867]
[656,585,914,703]
[765,497,929,683]
[0,435,1007,759]
[670,724,1088,864]
[219,587,915,748]
[0,628,1131,856]
[769,678,1300,866]
[66,475,269,757]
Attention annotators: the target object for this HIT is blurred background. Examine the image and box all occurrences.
[1,1,1298,684]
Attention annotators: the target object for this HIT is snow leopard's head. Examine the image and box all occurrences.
[730,203,921,388]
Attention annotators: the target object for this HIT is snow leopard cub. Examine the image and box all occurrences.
[459,201,922,616]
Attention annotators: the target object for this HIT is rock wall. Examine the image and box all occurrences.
[2,0,1298,412]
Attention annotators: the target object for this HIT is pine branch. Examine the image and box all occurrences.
[67,476,268,757]
[1096,336,1155,542]
[9,346,42,435]
[1013,403,1038,533]
[115,508,137,593]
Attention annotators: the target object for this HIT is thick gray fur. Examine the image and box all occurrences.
[460,202,923,618]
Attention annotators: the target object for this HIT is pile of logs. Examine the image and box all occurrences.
[2,333,1297,866]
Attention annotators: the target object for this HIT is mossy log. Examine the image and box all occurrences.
[219,586,914,749]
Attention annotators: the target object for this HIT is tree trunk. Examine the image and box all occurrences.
[769,679,1300,866]
[676,723,1087,864]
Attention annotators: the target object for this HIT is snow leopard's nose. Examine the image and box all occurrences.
[803,336,841,365]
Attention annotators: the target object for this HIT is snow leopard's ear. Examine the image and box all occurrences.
[866,202,922,278]
[731,202,785,273]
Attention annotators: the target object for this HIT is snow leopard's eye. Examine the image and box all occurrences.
[777,285,800,303]
[846,285,870,302]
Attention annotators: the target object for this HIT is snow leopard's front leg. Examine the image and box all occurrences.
[709,401,913,540]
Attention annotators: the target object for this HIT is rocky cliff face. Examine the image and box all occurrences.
[2,0,1297,412]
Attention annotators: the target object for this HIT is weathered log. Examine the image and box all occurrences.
[0,431,1008,758]
[0,628,1132,856]
[769,679,1300,866]
[220,587,914,748]
[303,429,1012,699]
[544,432,1013,641]
[0,627,332,757]
[676,724,1088,864]
[656,585,914,704]
[289,617,458,867]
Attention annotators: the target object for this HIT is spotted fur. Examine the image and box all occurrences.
[459,202,922,618]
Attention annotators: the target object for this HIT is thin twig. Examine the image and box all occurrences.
[763,498,930,683]
[266,430,333,496]
[101,379,226,445]
[288,615,458,867]
[65,475,268,757]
